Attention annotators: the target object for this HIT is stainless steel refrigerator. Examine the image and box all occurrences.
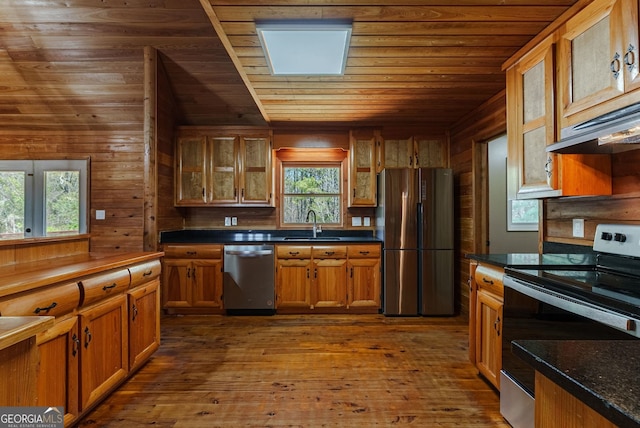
[376,168,454,316]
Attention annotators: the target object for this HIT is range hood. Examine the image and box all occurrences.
[547,103,640,154]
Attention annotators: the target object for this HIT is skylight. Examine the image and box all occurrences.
[256,21,352,76]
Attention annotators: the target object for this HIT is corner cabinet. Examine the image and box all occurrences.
[469,261,503,390]
[506,35,612,199]
[175,128,273,207]
[558,0,640,128]
[348,130,377,207]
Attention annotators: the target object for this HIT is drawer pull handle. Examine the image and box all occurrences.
[132,303,138,321]
[325,251,335,256]
[359,251,370,255]
[34,301,57,314]
[289,251,299,256]
[482,277,494,285]
[142,270,153,276]
[84,326,92,349]
[72,333,80,357]
[186,251,197,256]
[103,283,117,291]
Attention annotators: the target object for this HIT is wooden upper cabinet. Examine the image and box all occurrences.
[414,137,448,168]
[507,36,612,199]
[175,128,273,207]
[507,37,559,198]
[210,136,239,204]
[348,131,377,207]
[240,136,272,205]
[382,137,414,168]
[558,0,640,127]
[175,135,207,205]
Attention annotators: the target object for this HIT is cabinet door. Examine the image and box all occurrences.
[175,136,207,205]
[414,137,447,168]
[475,289,503,390]
[240,136,272,205]
[78,294,128,411]
[383,137,414,168]
[558,0,625,122]
[507,38,559,198]
[128,279,160,371]
[312,259,347,308]
[347,258,380,309]
[162,259,191,308]
[37,316,79,426]
[191,259,223,308]
[468,262,478,366]
[349,135,377,206]
[276,259,312,308]
[210,136,239,204]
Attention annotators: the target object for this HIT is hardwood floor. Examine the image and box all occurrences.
[78,315,508,427]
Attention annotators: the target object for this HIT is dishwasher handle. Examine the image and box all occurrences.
[225,249,273,257]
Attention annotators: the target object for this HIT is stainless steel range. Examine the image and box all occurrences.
[501,224,640,428]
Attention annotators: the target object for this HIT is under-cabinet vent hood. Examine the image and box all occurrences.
[547,103,640,154]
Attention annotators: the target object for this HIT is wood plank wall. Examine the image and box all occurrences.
[449,90,507,318]
[0,130,145,252]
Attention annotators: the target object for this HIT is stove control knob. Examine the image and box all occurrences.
[614,233,627,242]
[601,232,613,241]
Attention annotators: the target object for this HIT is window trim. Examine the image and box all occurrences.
[275,148,348,229]
[507,199,539,232]
[0,159,89,239]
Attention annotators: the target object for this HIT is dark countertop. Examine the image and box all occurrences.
[466,252,595,269]
[512,340,640,428]
[159,229,381,244]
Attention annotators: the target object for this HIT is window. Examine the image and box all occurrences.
[283,166,341,224]
[277,148,347,228]
[0,160,88,239]
[508,199,539,231]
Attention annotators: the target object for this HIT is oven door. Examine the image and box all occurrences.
[501,274,636,428]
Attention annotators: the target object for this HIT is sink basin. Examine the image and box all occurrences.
[283,237,342,241]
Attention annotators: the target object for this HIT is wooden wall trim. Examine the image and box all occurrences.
[143,46,158,252]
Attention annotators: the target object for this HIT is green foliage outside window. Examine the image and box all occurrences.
[45,171,80,234]
[283,166,341,224]
[0,171,25,238]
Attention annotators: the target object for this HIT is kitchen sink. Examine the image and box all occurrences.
[283,237,342,241]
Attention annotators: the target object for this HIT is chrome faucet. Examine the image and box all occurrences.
[306,209,318,238]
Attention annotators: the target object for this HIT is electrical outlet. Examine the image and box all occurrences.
[363,217,371,227]
[573,218,585,238]
[231,217,238,226]
[96,210,106,220]
[352,217,362,227]
[224,217,231,226]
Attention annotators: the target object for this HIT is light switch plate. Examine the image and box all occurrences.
[352,217,362,227]
[96,210,106,220]
[231,217,238,226]
[573,218,584,238]
[224,217,231,226]
[363,217,371,227]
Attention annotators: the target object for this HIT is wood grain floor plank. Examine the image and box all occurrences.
[78,315,508,427]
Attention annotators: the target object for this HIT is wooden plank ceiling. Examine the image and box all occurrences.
[0,0,580,132]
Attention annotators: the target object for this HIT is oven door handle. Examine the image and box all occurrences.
[504,275,638,335]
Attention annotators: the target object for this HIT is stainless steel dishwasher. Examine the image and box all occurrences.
[223,245,275,315]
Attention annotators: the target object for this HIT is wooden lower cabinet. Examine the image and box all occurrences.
[36,316,80,425]
[162,245,224,314]
[78,294,129,411]
[128,278,160,371]
[276,244,381,313]
[469,261,504,390]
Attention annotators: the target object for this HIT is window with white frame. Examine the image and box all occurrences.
[282,164,342,225]
[508,199,539,231]
[0,160,89,239]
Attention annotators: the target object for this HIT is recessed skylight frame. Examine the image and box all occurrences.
[255,20,352,76]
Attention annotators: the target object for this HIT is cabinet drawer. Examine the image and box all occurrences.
[129,260,161,288]
[0,282,80,317]
[163,244,222,259]
[276,245,312,259]
[474,264,504,297]
[347,244,381,258]
[311,246,348,259]
[80,269,130,307]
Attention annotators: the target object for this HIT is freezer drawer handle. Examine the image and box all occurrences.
[225,250,273,257]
